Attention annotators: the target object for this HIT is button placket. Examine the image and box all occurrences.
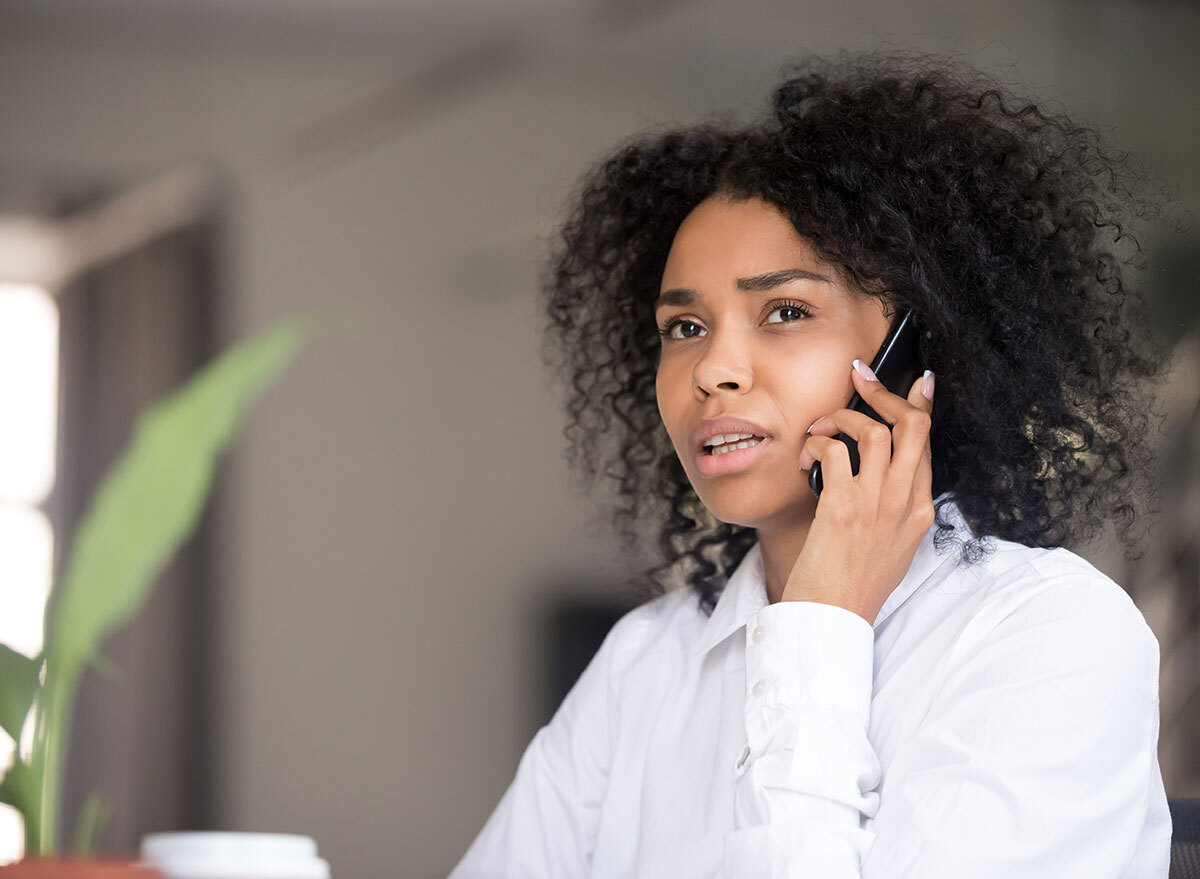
[745,615,774,744]
[741,612,775,777]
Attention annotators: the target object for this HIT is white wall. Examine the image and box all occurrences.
[1,1,1196,876]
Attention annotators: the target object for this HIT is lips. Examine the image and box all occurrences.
[702,434,766,455]
[694,434,773,478]
[690,416,775,454]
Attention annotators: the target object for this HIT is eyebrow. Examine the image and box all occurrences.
[655,268,832,311]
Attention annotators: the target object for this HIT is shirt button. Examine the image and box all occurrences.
[751,625,766,644]
[751,679,766,698]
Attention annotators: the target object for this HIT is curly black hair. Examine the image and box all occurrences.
[537,49,1177,616]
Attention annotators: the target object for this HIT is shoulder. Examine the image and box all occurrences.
[1000,541,1151,639]
[594,585,702,680]
[940,536,1159,689]
[1025,546,1149,621]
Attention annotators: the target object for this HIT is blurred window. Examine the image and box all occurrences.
[0,282,60,863]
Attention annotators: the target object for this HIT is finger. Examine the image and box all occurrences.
[798,435,854,491]
[848,358,914,426]
[806,408,892,487]
[889,370,934,469]
[915,371,935,502]
[888,371,935,502]
[905,426,935,520]
[916,436,934,505]
[907,369,935,418]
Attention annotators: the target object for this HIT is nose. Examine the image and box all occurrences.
[693,335,753,400]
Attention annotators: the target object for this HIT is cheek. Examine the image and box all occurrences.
[768,345,853,429]
[655,368,686,451]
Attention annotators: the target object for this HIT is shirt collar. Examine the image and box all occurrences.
[691,491,971,659]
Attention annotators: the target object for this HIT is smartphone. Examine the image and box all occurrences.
[808,308,930,499]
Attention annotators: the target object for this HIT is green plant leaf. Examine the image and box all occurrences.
[0,752,42,852]
[48,317,312,668]
[0,644,41,744]
[32,315,316,856]
[0,755,35,811]
[70,789,110,856]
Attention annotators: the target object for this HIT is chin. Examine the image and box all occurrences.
[692,476,812,524]
[692,490,773,528]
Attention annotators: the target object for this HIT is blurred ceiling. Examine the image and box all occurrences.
[0,0,724,175]
[0,0,696,54]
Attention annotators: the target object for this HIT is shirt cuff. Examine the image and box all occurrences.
[726,600,880,875]
[745,599,875,725]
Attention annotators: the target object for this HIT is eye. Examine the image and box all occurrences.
[656,299,813,341]
[765,299,813,323]
[656,317,705,340]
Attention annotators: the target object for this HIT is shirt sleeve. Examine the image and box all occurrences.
[861,574,1163,878]
[724,599,881,877]
[446,609,633,879]
[724,575,1164,879]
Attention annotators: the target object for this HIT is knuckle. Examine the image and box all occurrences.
[914,500,936,526]
[828,438,850,462]
[865,423,891,446]
[904,409,932,433]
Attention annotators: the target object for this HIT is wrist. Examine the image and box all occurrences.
[781,583,876,626]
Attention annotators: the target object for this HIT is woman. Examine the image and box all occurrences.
[448,49,1174,878]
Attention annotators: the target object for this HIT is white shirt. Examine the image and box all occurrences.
[448,493,1171,878]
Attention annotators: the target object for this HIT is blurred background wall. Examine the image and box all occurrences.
[0,1,1197,878]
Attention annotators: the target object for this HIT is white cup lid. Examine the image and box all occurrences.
[140,832,330,879]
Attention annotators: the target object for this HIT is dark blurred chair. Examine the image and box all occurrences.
[1171,798,1200,879]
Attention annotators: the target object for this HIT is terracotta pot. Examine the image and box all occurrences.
[0,859,163,879]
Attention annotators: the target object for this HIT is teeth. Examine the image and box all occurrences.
[711,438,762,455]
[704,432,755,448]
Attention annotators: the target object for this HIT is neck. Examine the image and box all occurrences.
[753,497,818,605]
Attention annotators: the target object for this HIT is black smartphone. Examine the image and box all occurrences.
[808,308,930,499]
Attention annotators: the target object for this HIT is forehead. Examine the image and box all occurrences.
[661,195,831,285]
[659,195,870,306]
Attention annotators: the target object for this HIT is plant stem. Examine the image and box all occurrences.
[33,658,79,857]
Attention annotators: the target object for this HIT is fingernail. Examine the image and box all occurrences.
[922,369,935,400]
[853,358,878,381]
[807,416,825,433]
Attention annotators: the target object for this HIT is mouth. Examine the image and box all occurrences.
[700,435,767,456]
[695,435,773,478]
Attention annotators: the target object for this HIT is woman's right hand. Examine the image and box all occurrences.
[784,361,936,626]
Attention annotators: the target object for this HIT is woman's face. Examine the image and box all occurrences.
[655,194,893,528]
